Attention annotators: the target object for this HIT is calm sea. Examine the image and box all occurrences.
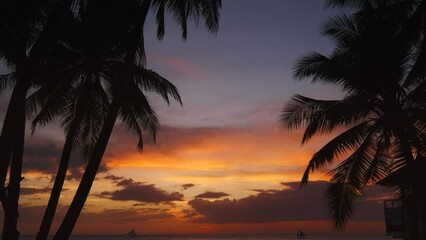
[20,235,400,240]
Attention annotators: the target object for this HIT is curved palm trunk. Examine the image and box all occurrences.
[1,76,30,240]
[2,1,73,239]
[397,131,423,240]
[35,136,74,240]
[419,185,426,240]
[52,100,119,240]
[0,78,29,208]
[36,95,88,240]
[53,2,152,238]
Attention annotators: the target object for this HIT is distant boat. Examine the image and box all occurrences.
[296,229,306,239]
[126,228,137,238]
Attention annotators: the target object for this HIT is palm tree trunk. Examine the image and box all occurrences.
[36,93,88,240]
[418,184,426,240]
[397,131,421,240]
[52,99,120,240]
[35,136,74,240]
[0,79,28,209]
[52,1,151,236]
[415,157,426,240]
[420,197,426,240]
[1,77,30,240]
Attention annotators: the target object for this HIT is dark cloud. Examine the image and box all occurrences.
[20,187,52,195]
[22,139,108,180]
[181,183,195,190]
[65,150,109,180]
[23,143,61,174]
[116,179,134,186]
[101,178,183,204]
[195,191,229,199]
[104,174,125,182]
[186,181,390,224]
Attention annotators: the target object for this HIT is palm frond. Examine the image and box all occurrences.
[74,80,110,158]
[363,136,392,184]
[151,0,221,40]
[167,0,189,40]
[324,0,365,8]
[403,36,426,89]
[300,94,373,143]
[322,14,359,44]
[325,181,364,229]
[120,85,160,150]
[26,73,74,120]
[325,132,379,228]
[281,94,372,145]
[0,72,15,93]
[196,0,221,34]
[29,84,77,132]
[293,52,349,85]
[404,76,426,108]
[153,0,166,40]
[301,121,372,184]
[280,94,339,131]
[133,67,182,105]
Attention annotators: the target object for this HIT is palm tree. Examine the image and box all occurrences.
[28,5,119,238]
[52,1,221,238]
[29,1,165,239]
[31,79,109,240]
[0,1,74,239]
[280,5,426,240]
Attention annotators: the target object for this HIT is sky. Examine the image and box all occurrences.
[0,0,393,236]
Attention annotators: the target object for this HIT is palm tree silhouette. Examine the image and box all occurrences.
[280,4,426,239]
[27,2,130,238]
[0,1,73,239]
[52,0,221,239]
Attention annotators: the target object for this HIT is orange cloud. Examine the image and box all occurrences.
[103,124,330,188]
[15,119,382,235]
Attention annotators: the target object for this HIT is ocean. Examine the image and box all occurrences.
[20,235,400,240]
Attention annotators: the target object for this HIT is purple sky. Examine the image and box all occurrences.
[142,0,346,128]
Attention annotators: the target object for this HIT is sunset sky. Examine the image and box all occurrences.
[0,0,392,236]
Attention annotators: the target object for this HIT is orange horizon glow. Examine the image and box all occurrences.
[12,123,389,236]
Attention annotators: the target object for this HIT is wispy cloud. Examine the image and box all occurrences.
[149,55,200,77]
[20,187,54,195]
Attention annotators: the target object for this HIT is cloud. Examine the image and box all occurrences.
[20,187,53,195]
[186,181,390,224]
[149,55,199,77]
[23,143,61,174]
[104,174,125,182]
[101,178,183,204]
[22,139,108,180]
[195,191,229,199]
[65,151,109,181]
[181,183,195,190]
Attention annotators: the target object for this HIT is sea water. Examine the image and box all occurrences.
[20,234,399,240]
